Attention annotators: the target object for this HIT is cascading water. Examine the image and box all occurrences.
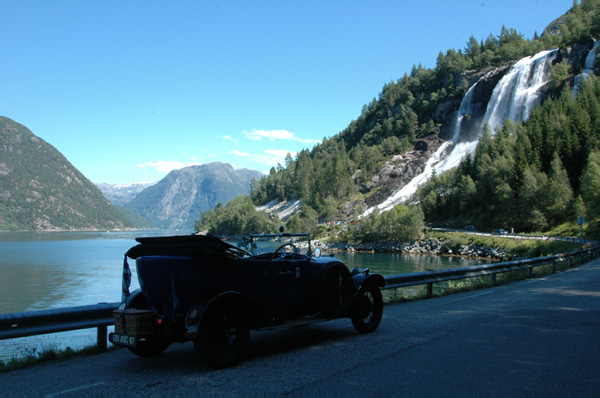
[483,49,557,130]
[363,48,558,216]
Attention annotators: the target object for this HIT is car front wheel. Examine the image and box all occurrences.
[194,300,250,369]
[351,285,383,334]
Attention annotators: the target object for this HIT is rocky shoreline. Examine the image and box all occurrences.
[317,238,507,260]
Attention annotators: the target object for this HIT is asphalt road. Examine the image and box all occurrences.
[2,260,599,396]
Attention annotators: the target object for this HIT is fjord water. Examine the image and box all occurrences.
[0,230,483,361]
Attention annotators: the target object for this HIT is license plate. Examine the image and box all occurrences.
[109,333,137,347]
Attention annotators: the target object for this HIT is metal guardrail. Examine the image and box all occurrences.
[0,302,119,352]
[426,227,592,244]
[0,247,598,352]
[383,247,599,297]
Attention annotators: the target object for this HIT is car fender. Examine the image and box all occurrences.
[351,272,386,292]
[121,289,148,309]
[184,291,249,338]
[324,273,386,320]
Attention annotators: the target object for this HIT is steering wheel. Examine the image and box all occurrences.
[272,243,298,260]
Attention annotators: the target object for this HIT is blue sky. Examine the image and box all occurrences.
[1,0,572,184]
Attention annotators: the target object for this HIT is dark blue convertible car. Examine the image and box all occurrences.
[109,232,384,368]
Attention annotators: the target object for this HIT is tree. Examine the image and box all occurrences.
[515,166,548,231]
[286,205,318,234]
[195,196,278,235]
[541,153,574,226]
[580,151,600,219]
[574,195,587,220]
[465,35,481,59]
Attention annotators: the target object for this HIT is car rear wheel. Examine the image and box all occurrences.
[126,297,170,357]
[194,300,250,369]
[128,336,170,358]
[351,285,383,334]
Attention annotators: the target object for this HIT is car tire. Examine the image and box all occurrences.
[318,263,353,317]
[127,336,171,358]
[125,297,170,357]
[194,300,250,369]
[351,285,383,334]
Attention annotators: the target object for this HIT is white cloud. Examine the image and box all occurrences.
[243,129,321,144]
[230,149,251,157]
[136,160,203,173]
[265,149,297,158]
[251,149,298,167]
[223,135,240,145]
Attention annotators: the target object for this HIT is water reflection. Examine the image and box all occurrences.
[0,230,483,362]
[332,251,484,275]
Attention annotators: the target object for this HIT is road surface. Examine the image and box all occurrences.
[1,260,599,396]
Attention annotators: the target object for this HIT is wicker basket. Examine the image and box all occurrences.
[113,309,155,335]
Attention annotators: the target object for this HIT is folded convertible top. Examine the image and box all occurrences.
[126,234,248,259]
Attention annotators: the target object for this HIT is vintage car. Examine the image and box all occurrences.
[109,231,385,368]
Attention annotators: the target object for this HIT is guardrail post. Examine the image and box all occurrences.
[491,274,496,287]
[97,326,107,352]
[552,261,556,273]
[527,267,533,278]
[568,257,572,268]
[426,283,433,298]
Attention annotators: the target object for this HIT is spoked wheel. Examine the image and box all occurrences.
[126,298,170,357]
[351,285,383,334]
[194,300,250,369]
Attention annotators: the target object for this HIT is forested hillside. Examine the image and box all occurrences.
[416,78,600,232]
[0,117,133,231]
[197,1,600,239]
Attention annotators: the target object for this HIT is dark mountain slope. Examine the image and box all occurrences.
[0,116,132,231]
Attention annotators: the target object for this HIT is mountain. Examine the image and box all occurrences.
[246,2,600,234]
[0,116,133,231]
[95,181,156,206]
[125,162,263,229]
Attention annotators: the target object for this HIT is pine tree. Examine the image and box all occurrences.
[580,151,600,219]
[516,166,548,231]
[541,153,574,226]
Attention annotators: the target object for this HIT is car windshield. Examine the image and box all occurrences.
[237,233,312,257]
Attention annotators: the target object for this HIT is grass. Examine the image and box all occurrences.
[0,344,116,373]
[424,229,583,259]
[383,244,591,305]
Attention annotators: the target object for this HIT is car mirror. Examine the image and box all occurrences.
[313,247,321,258]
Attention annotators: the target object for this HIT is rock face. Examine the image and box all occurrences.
[319,238,507,260]
[363,134,444,207]
[437,64,512,141]
[0,116,132,231]
[126,162,263,229]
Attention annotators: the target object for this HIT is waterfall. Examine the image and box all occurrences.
[362,48,558,217]
[483,49,557,130]
[573,40,599,96]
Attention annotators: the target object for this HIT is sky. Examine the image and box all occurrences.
[1,0,574,185]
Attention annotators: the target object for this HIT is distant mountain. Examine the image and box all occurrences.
[125,162,263,229]
[95,181,156,206]
[0,116,133,231]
